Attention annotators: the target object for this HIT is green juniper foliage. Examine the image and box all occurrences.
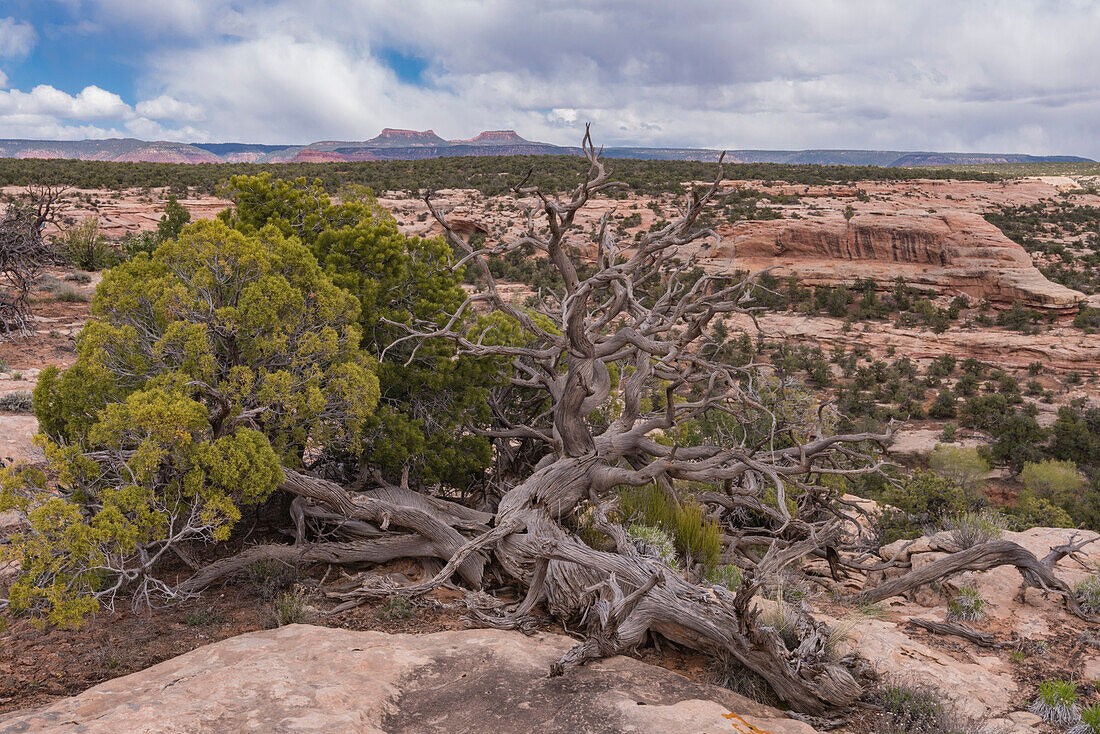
[1,219,377,626]
[218,174,502,489]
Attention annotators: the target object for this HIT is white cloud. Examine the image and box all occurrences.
[135,95,204,122]
[2,1,1100,155]
[0,84,129,120]
[0,17,36,58]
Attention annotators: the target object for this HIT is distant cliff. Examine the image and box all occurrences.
[0,131,1091,166]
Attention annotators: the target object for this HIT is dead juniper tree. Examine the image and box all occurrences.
[322,129,893,714]
[0,185,66,335]
[169,131,890,713]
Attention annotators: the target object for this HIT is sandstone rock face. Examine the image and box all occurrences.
[0,626,819,734]
[712,210,1085,310]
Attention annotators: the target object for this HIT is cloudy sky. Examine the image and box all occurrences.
[0,1,1097,155]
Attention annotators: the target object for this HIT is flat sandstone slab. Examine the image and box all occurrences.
[0,625,818,734]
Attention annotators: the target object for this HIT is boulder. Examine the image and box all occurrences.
[0,626,820,734]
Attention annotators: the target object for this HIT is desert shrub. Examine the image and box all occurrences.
[876,471,984,542]
[1074,574,1100,614]
[863,679,985,734]
[1070,705,1100,734]
[706,564,744,590]
[219,173,499,489]
[929,445,989,491]
[118,230,162,260]
[618,484,722,566]
[1021,459,1085,508]
[871,507,923,546]
[940,510,1006,550]
[157,194,191,240]
[273,587,308,626]
[53,286,88,303]
[1075,306,1100,332]
[0,390,32,413]
[1080,629,1100,649]
[183,607,224,626]
[247,558,299,602]
[1030,679,1080,726]
[627,524,680,568]
[58,217,117,271]
[928,388,957,419]
[945,587,987,623]
[1007,493,1075,530]
[64,271,92,284]
[376,596,415,621]
[0,220,377,626]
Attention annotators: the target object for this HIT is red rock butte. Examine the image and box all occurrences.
[456,130,529,144]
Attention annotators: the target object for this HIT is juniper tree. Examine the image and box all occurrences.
[1,219,377,624]
[217,174,502,489]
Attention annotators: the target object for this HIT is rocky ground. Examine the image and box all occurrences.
[0,626,817,734]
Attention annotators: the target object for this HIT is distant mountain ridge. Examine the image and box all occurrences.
[0,131,1091,166]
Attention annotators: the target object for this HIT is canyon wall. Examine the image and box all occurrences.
[711,209,1085,310]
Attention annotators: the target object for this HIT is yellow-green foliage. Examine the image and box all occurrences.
[929,444,990,491]
[3,219,378,626]
[217,173,504,488]
[1020,459,1084,507]
[706,564,744,590]
[618,484,722,567]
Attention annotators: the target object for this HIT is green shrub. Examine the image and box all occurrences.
[118,230,162,260]
[627,524,680,568]
[618,484,722,566]
[945,587,987,623]
[1074,575,1100,615]
[876,470,984,542]
[1030,679,1080,726]
[929,444,989,491]
[1,220,377,627]
[1007,493,1075,530]
[940,510,1005,550]
[705,564,744,590]
[377,596,415,621]
[58,217,118,271]
[1020,459,1084,508]
[0,390,33,413]
[1071,704,1100,734]
[274,588,307,626]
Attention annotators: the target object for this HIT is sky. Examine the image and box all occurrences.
[0,0,1098,156]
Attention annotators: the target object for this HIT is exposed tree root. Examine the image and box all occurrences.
[854,539,1097,622]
